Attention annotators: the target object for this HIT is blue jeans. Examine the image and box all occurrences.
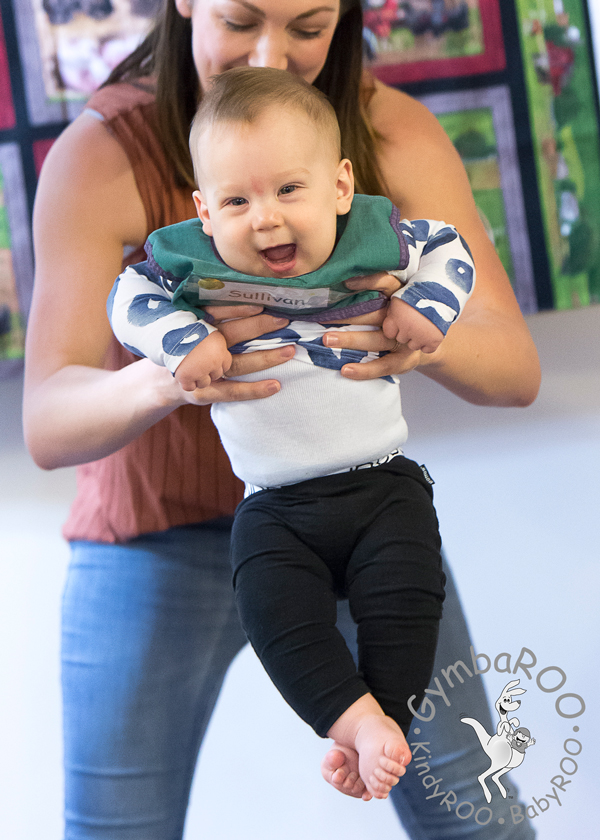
[62,520,534,839]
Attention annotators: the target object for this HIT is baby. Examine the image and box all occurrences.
[109,67,475,801]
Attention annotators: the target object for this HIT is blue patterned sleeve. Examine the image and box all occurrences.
[107,261,218,374]
[391,219,475,335]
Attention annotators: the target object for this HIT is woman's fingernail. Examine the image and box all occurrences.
[323,334,340,346]
[273,317,288,325]
[342,366,357,377]
[281,346,295,358]
[266,382,280,394]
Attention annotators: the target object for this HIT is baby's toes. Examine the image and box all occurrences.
[367,778,392,799]
[343,771,366,797]
[373,765,401,787]
[379,754,407,778]
[331,766,349,785]
[384,739,411,768]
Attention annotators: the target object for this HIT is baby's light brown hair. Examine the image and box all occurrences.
[189,67,342,187]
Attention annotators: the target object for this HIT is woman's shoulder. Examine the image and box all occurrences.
[49,79,193,234]
[41,100,144,191]
[363,77,471,216]
[366,77,452,155]
[36,106,148,250]
[40,109,134,190]
[85,78,157,122]
[40,79,159,190]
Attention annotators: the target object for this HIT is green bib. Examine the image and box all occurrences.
[145,194,408,317]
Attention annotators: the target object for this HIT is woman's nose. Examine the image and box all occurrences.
[248,31,289,71]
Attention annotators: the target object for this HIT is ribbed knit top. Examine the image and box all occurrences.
[62,82,242,543]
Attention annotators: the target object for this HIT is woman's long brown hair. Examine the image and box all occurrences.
[103,0,386,196]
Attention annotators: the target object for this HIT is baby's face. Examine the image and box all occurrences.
[193,107,354,278]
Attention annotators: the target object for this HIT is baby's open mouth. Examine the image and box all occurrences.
[260,243,296,269]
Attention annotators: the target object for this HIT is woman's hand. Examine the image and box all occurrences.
[322,327,423,379]
[24,310,296,471]
[176,306,295,405]
[322,272,424,379]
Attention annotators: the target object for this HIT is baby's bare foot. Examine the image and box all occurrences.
[321,743,372,801]
[355,716,411,799]
[327,694,412,800]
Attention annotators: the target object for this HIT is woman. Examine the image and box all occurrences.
[24,1,540,837]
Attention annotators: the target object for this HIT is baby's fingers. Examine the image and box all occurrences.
[178,371,212,392]
[408,334,443,354]
[219,314,289,347]
[345,272,401,297]
[204,304,264,322]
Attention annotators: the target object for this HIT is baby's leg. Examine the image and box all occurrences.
[232,501,379,798]
[340,462,445,793]
[230,491,372,740]
[230,470,442,801]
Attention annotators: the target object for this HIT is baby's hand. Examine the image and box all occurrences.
[175,330,232,391]
[382,297,444,354]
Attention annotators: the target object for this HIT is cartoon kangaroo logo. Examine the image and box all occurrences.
[461,679,536,803]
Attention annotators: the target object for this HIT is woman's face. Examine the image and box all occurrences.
[174,0,342,90]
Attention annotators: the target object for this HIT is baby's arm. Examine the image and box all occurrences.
[383,219,476,352]
[383,297,445,353]
[174,331,231,391]
[108,262,231,389]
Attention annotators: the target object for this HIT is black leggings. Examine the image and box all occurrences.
[230,456,445,737]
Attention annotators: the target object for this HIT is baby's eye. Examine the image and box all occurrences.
[227,197,247,206]
[279,185,297,195]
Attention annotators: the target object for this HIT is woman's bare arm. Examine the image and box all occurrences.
[327,82,541,408]
[23,114,291,470]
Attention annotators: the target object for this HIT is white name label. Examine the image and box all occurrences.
[190,277,348,310]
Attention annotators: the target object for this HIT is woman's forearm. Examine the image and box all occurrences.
[24,344,292,470]
[23,360,184,470]
[416,308,541,407]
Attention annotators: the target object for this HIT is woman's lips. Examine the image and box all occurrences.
[260,243,297,273]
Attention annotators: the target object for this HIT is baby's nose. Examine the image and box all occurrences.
[252,205,283,230]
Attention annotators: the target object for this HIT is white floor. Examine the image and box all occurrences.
[1,306,598,839]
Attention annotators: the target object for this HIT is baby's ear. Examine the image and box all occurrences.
[193,190,213,236]
[335,159,354,215]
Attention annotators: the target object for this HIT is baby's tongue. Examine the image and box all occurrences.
[262,244,295,263]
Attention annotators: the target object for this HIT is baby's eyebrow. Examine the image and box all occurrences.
[278,168,310,179]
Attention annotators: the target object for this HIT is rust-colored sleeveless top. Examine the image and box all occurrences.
[62,82,243,544]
